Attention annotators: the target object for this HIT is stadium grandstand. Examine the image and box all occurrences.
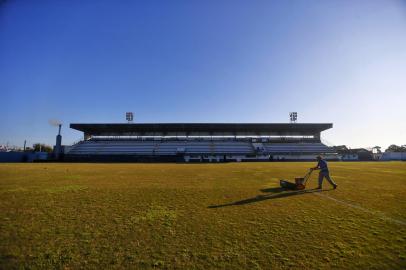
[65,123,337,162]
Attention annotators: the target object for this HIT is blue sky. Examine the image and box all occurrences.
[1,0,405,149]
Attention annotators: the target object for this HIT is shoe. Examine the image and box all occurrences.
[315,186,322,189]
[333,184,338,189]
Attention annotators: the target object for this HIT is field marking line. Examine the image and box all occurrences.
[313,192,406,226]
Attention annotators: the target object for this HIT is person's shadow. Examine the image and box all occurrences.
[208,186,331,208]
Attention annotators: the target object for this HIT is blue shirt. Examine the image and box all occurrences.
[318,159,329,172]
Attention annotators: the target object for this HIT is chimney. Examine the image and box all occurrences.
[54,124,62,159]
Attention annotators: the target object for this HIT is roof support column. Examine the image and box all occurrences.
[84,133,92,140]
[314,132,321,142]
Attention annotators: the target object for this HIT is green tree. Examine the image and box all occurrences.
[385,144,406,152]
[32,143,53,153]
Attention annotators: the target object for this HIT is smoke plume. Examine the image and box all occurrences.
[48,119,62,127]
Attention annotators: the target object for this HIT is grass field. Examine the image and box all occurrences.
[1,162,405,269]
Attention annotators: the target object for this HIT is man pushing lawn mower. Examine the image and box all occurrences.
[311,155,338,189]
[279,155,337,190]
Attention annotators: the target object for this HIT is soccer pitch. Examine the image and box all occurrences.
[1,162,405,269]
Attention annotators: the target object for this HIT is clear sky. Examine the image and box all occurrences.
[1,1,405,150]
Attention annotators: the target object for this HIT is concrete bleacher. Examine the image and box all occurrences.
[263,143,334,154]
[67,139,335,161]
[68,140,156,155]
[68,139,253,155]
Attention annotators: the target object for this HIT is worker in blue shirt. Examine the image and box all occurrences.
[311,156,337,189]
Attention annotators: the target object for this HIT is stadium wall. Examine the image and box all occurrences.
[0,152,48,162]
[380,152,406,161]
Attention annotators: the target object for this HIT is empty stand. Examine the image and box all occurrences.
[66,123,337,161]
[68,139,254,155]
[263,143,334,154]
[68,139,334,158]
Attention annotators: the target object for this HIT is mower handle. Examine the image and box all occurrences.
[303,169,314,185]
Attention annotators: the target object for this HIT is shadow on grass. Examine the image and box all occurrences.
[208,187,332,208]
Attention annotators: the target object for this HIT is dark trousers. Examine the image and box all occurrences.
[318,171,336,187]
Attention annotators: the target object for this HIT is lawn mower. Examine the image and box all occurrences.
[280,169,313,190]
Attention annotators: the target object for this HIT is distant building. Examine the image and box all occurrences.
[338,148,373,161]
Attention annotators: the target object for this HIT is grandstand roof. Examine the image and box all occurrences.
[70,123,332,136]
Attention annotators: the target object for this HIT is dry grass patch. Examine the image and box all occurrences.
[0,162,405,269]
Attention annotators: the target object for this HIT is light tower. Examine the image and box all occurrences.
[289,112,298,123]
[126,112,134,123]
